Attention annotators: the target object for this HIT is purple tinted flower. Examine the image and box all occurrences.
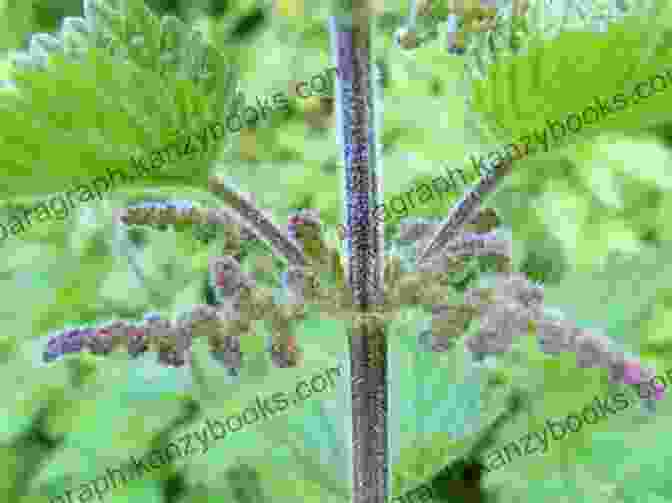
[623,359,643,385]
[627,364,665,402]
[43,333,64,363]
[652,381,666,401]
[287,213,304,241]
[62,328,85,354]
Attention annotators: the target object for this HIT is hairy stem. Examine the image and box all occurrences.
[209,176,308,267]
[349,316,388,503]
[330,3,388,502]
[417,158,513,264]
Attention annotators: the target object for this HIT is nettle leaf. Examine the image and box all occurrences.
[0,0,239,200]
[464,0,672,157]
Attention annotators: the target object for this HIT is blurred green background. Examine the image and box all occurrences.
[1,0,672,502]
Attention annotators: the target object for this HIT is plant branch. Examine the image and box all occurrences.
[417,158,513,265]
[209,176,308,267]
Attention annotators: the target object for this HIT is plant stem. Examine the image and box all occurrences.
[330,2,388,502]
[417,158,513,264]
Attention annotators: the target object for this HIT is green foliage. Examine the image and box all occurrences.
[0,0,238,200]
[465,0,672,156]
[3,1,672,502]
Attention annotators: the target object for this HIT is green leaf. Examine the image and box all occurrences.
[466,0,672,159]
[0,0,239,200]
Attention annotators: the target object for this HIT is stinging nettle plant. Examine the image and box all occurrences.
[19,0,670,502]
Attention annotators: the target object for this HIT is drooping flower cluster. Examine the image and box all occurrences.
[389,161,664,407]
[42,165,663,408]
[434,269,665,406]
[43,311,202,366]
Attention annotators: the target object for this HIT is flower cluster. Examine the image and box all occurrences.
[444,271,665,405]
[119,201,208,227]
[387,170,664,405]
[44,311,202,367]
[42,165,663,409]
[394,0,528,53]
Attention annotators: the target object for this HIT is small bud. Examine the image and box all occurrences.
[574,329,612,369]
[399,218,440,243]
[282,266,319,303]
[268,335,302,368]
[44,332,65,363]
[466,208,501,234]
[491,273,544,310]
[623,359,644,385]
[288,209,328,265]
[652,381,666,401]
[463,287,494,313]
[87,326,115,355]
[481,301,532,337]
[421,323,457,352]
[210,256,249,301]
[465,327,513,357]
[209,334,243,374]
[62,328,86,354]
[128,326,149,358]
[607,349,627,384]
[622,360,665,402]
[535,317,574,355]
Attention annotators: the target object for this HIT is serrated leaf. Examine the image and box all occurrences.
[466,0,672,159]
[0,0,239,200]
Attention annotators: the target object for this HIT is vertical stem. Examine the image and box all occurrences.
[330,1,382,307]
[330,2,387,502]
[348,315,388,503]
